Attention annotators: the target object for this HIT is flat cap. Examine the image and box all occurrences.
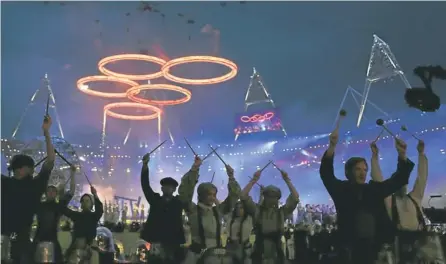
[160,177,179,187]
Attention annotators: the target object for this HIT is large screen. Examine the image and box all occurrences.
[234,109,282,135]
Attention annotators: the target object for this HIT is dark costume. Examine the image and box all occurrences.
[63,194,103,263]
[319,151,415,264]
[140,165,185,264]
[1,155,53,264]
[33,191,73,263]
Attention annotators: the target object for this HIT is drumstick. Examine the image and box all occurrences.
[82,171,92,186]
[271,161,282,172]
[55,149,74,167]
[184,138,198,156]
[211,172,215,183]
[63,166,77,186]
[64,168,91,187]
[202,147,218,161]
[401,125,421,140]
[148,140,167,155]
[193,149,218,182]
[259,160,273,172]
[34,156,47,168]
[35,149,73,168]
[208,145,227,166]
[376,119,397,138]
[330,109,346,141]
[247,175,262,188]
[373,128,385,142]
[247,160,271,187]
[335,109,347,130]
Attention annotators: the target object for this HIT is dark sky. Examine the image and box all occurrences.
[2,1,446,143]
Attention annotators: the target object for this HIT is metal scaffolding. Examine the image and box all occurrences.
[357,34,411,127]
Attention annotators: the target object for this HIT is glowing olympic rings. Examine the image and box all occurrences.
[126,84,192,106]
[98,54,167,81]
[104,102,162,121]
[161,56,238,85]
[240,112,275,123]
[77,76,139,98]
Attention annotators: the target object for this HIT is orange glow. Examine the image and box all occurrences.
[240,112,275,123]
[98,54,167,81]
[77,76,139,98]
[126,84,192,106]
[161,56,238,85]
[104,102,162,121]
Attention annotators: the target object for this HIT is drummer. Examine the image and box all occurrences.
[178,155,241,264]
[226,201,254,264]
[139,152,185,264]
[240,169,300,264]
[1,116,55,263]
[32,165,76,263]
[63,186,103,264]
[370,140,428,230]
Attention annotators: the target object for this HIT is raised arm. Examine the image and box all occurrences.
[140,154,160,205]
[91,187,104,222]
[280,170,300,216]
[178,156,201,211]
[33,116,55,198]
[409,140,428,202]
[217,165,241,215]
[369,142,392,215]
[62,205,79,220]
[258,185,264,204]
[370,142,384,182]
[240,171,261,216]
[369,139,415,199]
[60,165,76,197]
[58,167,76,209]
[319,128,343,198]
[320,151,343,198]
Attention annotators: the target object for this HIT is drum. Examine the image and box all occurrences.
[146,242,181,263]
[66,248,92,264]
[226,240,252,263]
[131,240,149,263]
[95,227,114,253]
[396,231,445,264]
[374,243,395,264]
[1,235,12,262]
[149,243,163,257]
[199,247,234,264]
[34,241,56,263]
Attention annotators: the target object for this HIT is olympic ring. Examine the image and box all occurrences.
[77,76,139,98]
[104,102,162,121]
[126,84,192,106]
[98,54,167,81]
[161,56,238,85]
[240,112,275,123]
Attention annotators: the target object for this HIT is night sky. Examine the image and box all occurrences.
[2,1,446,142]
[1,2,446,207]
[2,2,446,208]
